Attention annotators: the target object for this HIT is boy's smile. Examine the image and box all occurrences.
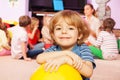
[53,21,79,50]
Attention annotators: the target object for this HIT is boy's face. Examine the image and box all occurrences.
[53,21,79,50]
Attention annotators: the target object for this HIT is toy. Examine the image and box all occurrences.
[30,64,82,80]
[89,46,103,59]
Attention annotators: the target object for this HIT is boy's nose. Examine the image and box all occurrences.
[62,28,67,34]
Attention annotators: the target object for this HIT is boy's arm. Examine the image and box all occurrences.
[21,42,31,61]
[36,50,93,78]
[44,55,73,72]
[36,50,81,65]
[65,51,94,78]
[36,51,67,64]
[79,61,93,78]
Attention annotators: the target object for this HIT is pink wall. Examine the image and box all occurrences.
[0,0,120,29]
[108,0,120,29]
[0,0,29,21]
[89,0,120,29]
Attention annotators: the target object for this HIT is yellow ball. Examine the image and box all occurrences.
[30,64,83,80]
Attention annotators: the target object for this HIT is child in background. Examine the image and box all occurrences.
[0,30,11,56]
[0,17,11,56]
[89,18,120,60]
[11,15,43,61]
[27,17,44,50]
[36,10,96,80]
[41,14,53,49]
[0,17,11,45]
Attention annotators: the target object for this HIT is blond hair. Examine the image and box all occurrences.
[49,10,90,45]
[31,17,39,29]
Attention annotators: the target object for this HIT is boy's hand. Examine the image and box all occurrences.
[65,51,83,70]
[66,51,81,64]
[44,56,66,72]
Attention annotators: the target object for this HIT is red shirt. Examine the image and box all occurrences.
[27,29,40,45]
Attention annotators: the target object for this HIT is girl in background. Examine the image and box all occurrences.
[90,18,120,60]
[0,17,11,56]
[41,14,53,49]
[27,17,44,50]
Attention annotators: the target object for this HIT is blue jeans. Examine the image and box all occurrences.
[27,48,43,58]
[34,42,45,50]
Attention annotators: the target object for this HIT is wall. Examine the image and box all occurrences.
[108,0,120,29]
[0,0,29,22]
[0,0,120,29]
[91,0,120,29]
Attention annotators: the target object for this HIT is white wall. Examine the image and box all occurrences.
[108,0,120,29]
[0,0,29,21]
[91,0,120,29]
[0,0,120,29]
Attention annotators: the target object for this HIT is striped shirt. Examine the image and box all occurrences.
[95,31,118,54]
[44,44,96,80]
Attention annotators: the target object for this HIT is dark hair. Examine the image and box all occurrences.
[0,17,3,28]
[0,17,6,31]
[103,18,115,30]
[0,17,2,24]
[85,3,96,16]
[19,15,31,27]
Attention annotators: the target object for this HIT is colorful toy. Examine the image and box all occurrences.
[89,46,103,59]
[7,29,13,39]
[30,64,82,80]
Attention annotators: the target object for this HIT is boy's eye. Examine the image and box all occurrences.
[69,27,74,30]
[55,27,61,30]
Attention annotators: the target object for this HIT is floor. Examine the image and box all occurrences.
[0,56,120,80]
[91,59,120,80]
